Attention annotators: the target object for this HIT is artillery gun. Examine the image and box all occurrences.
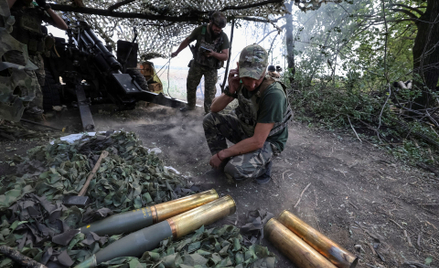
[43,20,185,131]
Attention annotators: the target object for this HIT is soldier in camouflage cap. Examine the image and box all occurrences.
[203,44,293,185]
[238,44,268,80]
[171,11,229,114]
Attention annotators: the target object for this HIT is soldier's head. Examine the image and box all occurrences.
[209,11,226,38]
[238,44,268,91]
[267,65,276,72]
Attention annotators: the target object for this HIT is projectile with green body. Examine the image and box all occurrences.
[80,189,219,236]
[74,195,236,268]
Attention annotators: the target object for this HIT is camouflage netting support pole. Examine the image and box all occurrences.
[0,245,47,268]
[221,18,235,91]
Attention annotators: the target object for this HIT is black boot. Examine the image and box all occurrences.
[254,161,272,185]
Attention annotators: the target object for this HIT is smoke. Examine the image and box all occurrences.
[92,105,211,176]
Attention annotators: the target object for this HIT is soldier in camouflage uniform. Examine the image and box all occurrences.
[203,44,293,184]
[5,0,67,117]
[171,11,230,114]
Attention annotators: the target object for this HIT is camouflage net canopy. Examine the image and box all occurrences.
[52,0,288,60]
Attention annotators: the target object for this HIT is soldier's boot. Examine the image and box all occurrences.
[254,161,272,185]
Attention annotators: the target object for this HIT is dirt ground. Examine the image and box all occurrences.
[1,102,438,268]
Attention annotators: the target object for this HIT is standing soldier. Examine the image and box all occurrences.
[171,11,230,114]
[6,0,67,118]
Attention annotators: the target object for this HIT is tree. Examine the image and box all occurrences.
[409,0,439,107]
[284,1,295,85]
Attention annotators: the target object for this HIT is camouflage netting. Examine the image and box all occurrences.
[52,0,289,59]
[0,131,276,267]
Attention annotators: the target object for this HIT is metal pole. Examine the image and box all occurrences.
[221,19,235,91]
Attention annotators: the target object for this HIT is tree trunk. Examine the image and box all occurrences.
[412,0,439,108]
[285,1,295,86]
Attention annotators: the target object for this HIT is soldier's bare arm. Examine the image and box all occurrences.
[210,65,239,112]
[47,8,68,30]
[171,37,190,57]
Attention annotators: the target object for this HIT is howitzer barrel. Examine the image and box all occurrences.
[80,189,219,236]
[75,21,121,73]
[278,210,358,268]
[265,218,338,268]
[74,195,236,268]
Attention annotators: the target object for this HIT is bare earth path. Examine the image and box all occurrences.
[1,103,438,267]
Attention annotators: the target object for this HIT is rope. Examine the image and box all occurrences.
[166,58,173,98]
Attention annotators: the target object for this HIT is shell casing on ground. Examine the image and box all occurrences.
[167,195,236,239]
[278,210,358,268]
[80,189,219,236]
[265,218,338,268]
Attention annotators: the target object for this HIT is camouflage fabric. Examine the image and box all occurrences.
[0,131,276,267]
[203,112,277,181]
[187,60,218,113]
[0,25,41,121]
[239,44,268,80]
[28,53,44,108]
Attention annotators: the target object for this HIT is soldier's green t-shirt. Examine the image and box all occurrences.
[188,25,230,51]
[242,82,289,152]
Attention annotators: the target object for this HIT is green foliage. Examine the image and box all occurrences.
[284,0,438,166]
[289,71,439,166]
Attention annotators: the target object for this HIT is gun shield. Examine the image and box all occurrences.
[278,210,358,268]
[80,189,219,236]
[74,195,236,268]
[265,218,338,268]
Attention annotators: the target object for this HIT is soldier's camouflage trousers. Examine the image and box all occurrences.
[203,112,275,181]
[187,61,218,113]
[27,53,44,112]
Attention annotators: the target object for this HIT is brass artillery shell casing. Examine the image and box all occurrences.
[265,218,338,268]
[278,210,358,268]
[151,189,219,222]
[80,189,218,236]
[167,195,236,239]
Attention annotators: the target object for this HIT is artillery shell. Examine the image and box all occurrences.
[80,189,219,236]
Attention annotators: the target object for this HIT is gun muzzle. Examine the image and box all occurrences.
[74,195,236,268]
[278,210,358,268]
[265,218,338,268]
[80,189,219,236]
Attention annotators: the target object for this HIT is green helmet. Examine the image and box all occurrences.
[238,44,268,80]
[211,11,226,28]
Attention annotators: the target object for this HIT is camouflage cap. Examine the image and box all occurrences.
[211,11,226,28]
[239,44,268,80]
